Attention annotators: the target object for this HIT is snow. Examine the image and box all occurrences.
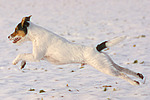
[0,0,150,100]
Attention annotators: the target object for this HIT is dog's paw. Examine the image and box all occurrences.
[137,73,144,79]
[129,80,140,85]
[134,80,140,85]
[12,60,19,65]
[12,61,17,65]
[20,61,26,69]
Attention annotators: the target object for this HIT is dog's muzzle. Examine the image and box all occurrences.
[8,35,22,43]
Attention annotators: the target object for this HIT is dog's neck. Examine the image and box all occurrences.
[27,22,50,42]
[27,22,67,43]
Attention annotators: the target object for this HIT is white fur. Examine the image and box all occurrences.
[12,22,144,85]
[106,36,126,47]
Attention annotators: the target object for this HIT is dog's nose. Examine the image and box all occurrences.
[8,36,10,39]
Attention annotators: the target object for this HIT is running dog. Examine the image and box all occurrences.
[8,15,145,85]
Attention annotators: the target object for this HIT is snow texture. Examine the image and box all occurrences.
[0,0,150,100]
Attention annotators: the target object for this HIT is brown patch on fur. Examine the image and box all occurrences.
[10,30,26,38]
[21,15,32,27]
[16,30,26,37]
[10,32,17,38]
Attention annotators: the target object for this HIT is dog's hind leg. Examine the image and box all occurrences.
[101,66,141,85]
[86,52,140,85]
[90,62,140,85]
[101,67,140,85]
[113,64,144,80]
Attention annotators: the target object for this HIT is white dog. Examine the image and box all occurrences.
[8,16,145,85]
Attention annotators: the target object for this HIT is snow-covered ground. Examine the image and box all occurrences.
[0,0,150,100]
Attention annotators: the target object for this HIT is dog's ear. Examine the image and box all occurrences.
[21,15,32,27]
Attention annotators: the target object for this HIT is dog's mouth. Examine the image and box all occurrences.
[12,37,22,43]
[8,36,22,43]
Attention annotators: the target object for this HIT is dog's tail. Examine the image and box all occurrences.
[96,36,126,52]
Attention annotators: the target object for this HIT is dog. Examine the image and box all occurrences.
[8,15,145,85]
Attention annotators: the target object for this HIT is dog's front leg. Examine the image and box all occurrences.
[12,53,40,65]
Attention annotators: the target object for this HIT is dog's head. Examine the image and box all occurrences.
[8,15,32,44]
